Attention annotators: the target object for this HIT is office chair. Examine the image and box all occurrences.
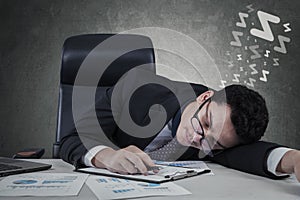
[53,34,156,158]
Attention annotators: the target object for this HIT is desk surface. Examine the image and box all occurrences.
[0,159,299,200]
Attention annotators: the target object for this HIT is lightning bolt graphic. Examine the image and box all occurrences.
[219,80,227,88]
[273,58,280,66]
[249,64,258,74]
[230,31,243,47]
[259,70,270,82]
[228,61,234,67]
[274,35,291,54]
[249,45,261,59]
[236,12,249,28]
[246,4,255,13]
[264,50,270,57]
[246,78,256,87]
[232,74,241,82]
[250,11,280,41]
[237,54,242,60]
[283,23,291,32]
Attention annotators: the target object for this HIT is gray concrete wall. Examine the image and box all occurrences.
[0,0,299,158]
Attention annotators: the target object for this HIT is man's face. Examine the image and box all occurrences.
[176,91,240,152]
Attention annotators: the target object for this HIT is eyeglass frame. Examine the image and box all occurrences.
[190,97,227,157]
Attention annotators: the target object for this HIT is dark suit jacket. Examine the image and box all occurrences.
[59,69,285,179]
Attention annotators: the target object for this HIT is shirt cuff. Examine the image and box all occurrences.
[84,145,110,167]
[267,147,293,176]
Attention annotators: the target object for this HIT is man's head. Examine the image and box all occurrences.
[213,84,269,144]
[176,84,269,153]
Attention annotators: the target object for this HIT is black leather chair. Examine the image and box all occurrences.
[53,34,156,158]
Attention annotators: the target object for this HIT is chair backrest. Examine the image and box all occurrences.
[53,34,156,158]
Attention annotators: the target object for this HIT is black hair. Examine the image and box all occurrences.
[212,84,269,144]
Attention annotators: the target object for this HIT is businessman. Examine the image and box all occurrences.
[59,68,300,181]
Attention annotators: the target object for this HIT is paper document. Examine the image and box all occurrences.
[86,175,191,200]
[155,160,213,170]
[0,173,88,196]
[77,164,211,183]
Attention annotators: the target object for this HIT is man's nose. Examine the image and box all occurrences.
[192,131,203,143]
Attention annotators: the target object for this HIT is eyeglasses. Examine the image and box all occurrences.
[190,98,227,157]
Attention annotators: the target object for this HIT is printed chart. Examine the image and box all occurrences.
[86,175,191,200]
[0,173,88,196]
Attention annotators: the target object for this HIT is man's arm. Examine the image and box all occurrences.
[59,70,163,172]
[80,144,156,174]
[209,141,290,179]
[59,85,119,167]
[277,149,300,181]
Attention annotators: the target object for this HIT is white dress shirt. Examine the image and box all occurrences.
[84,123,292,176]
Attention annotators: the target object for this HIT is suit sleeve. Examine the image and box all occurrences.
[59,86,119,167]
[58,69,155,167]
[209,141,289,179]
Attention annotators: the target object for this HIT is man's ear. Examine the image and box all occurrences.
[196,90,214,104]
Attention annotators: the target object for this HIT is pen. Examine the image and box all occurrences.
[164,170,196,178]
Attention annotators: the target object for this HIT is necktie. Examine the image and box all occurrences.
[144,119,188,161]
[143,121,173,153]
[146,137,187,161]
[144,108,201,161]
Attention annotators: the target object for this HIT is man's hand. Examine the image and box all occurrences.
[277,149,300,182]
[91,145,156,175]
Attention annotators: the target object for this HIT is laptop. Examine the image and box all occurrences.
[0,157,52,177]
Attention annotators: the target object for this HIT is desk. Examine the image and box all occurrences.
[0,159,299,200]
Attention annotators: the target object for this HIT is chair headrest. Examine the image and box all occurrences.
[61,34,156,86]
